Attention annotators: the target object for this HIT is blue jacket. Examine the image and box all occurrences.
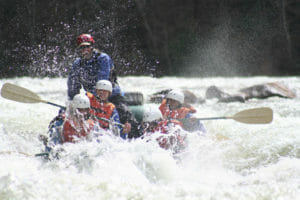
[110,108,127,139]
[67,50,120,99]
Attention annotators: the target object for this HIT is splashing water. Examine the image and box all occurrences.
[0,76,299,200]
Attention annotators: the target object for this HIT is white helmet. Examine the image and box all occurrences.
[96,80,112,93]
[166,90,184,104]
[143,107,163,122]
[72,94,90,109]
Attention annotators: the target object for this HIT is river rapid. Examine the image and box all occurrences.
[0,76,299,200]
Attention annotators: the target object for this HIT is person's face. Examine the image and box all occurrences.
[166,98,181,110]
[96,89,110,101]
[76,108,90,120]
[79,45,92,59]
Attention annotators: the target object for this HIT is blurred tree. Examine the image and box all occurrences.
[0,0,298,78]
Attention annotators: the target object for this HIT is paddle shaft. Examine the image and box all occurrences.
[36,101,124,127]
[198,116,228,120]
[46,101,66,109]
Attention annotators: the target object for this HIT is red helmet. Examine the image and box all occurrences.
[77,34,95,47]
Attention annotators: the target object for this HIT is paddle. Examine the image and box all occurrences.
[1,82,125,127]
[196,107,273,124]
[1,82,65,109]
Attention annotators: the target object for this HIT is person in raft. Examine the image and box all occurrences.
[141,107,187,151]
[45,94,98,151]
[67,33,120,99]
[86,80,130,139]
[159,89,206,133]
[62,94,98,143]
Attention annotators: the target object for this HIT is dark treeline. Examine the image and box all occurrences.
[0,0,299,78]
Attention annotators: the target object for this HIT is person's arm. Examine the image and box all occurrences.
[47,119,64,152]
[185,113,192,119]
[183,113,207,134]
[67,59,82,100]
[97,53,113,80]
[111,108,127,139]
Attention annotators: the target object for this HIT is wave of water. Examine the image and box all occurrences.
[0,76,299,200]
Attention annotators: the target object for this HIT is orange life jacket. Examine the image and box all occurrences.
[63,119,95,143]
[159,99,196,119]
[87,92,115,128]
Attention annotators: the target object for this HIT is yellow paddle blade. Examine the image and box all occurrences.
[1,83,46,104]
[230,107,273,124]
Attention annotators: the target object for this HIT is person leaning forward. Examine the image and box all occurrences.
[62,94,97,143]
[87,80,131,139]
[141,107,186,151]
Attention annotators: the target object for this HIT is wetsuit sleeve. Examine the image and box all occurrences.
[67,60,82,100]
[97,54,113,80]
[47,118,64,150]
[111,108,127,139]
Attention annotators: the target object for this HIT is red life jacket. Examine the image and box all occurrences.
[159,99,196,119]
[63,119,95,143]
[87,92,115,128]
[153,119,186,150]
[154,119,183,134]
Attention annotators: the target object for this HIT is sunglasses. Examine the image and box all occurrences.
[79,45,91,50]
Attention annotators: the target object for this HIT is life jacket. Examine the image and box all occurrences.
[63,119,95,143]
[87,92,116,128]
[154,119,183,134]
[159,99,196,120]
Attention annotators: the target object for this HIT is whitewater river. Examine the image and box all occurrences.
[0,76,299,200]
